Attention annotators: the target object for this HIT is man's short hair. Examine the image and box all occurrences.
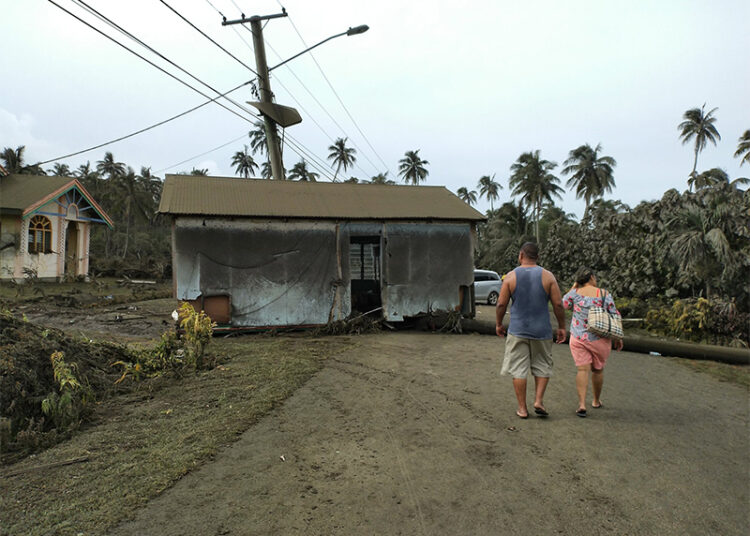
[520,242,539,261]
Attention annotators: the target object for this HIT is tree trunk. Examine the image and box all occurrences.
[690,147,699,191]
[121,198,131,259]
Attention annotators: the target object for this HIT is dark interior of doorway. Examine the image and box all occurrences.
[350,236,381,313]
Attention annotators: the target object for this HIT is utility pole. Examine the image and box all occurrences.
[223,11,367,181]
[223,11,288,180]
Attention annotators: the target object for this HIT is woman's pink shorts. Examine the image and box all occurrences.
[570,336,612,370]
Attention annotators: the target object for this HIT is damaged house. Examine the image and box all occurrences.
[158,175,485,329]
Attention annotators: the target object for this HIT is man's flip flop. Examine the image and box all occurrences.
[576,409,587,418]
[534,407,549,417]
[592,403,603,409]
[516,411,529,419]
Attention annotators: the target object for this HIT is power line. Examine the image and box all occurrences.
[156,0,258,76]
[210,1,381,179]
[155,133,248,173]
[39,81,251,165]
[225,20,377,178]
[49,0,338,181]
[71,0,249,117]
[284,11,393,175]
[210,5,374,179]
[49,0,253,126]
[246,25,381,178]
[204,0,226,18]
[228,23,337,144]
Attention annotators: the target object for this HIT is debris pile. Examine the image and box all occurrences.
[0,312,133,461]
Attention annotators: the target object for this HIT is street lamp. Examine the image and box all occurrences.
[269,25,369,72]
[222,12,369,180]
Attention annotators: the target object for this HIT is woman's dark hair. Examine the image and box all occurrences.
[574,266,595,286]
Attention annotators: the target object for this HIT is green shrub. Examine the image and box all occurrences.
[112,303,216,383]
[179,302,216,369]
[645,298,749,347]
[41,351,91,431]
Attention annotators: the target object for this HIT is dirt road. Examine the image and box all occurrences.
[111,330,748,536]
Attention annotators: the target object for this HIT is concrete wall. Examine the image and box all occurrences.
[0,216,21,279]
[172,218,476,327]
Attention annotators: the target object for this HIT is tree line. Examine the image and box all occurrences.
[469,106,749,344]
[231,121,430,184]
[2,104,748,329]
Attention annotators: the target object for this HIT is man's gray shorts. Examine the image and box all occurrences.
[501,334,554,378]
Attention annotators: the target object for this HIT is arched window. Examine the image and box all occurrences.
[28,216,52,254]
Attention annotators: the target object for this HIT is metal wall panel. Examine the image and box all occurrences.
[172,218,474,327]
[382,223,473,321]
[174,219,347,326]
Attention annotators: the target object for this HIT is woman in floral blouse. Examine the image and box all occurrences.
[563,267,623,418]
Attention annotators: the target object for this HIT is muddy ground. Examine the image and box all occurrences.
[11,296,179,342]
[6,299,748,535]
[105,318,748,535]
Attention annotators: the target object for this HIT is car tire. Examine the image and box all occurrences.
[488,291,498,306]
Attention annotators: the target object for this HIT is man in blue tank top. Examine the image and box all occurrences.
[495,242,566,419]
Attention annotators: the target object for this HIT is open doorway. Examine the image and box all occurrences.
[349,236,381,313]
[64,222,79,277]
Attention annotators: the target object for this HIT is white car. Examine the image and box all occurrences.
[474,269,502,305]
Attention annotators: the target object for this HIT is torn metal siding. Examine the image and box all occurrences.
[381,223,474,321]
[174,219,349,327]
[172,218,475,327]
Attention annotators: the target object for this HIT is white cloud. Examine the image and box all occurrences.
[0,108,61,165]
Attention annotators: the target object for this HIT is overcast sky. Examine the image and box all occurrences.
[2,0,748,218]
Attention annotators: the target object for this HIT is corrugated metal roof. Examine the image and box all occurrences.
[159,175,486,221]
[0,174,114,227]
[0,174,75,211]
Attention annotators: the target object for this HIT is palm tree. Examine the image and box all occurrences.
[344,177,359,183]
[327,138,357,181]
[688,168,728,190]
[74,162,99,181]
[138,167,163,220]
[508,150,563,241]
[398,150,429,185]
[1,146,25,173]
[231,145,258,178]
[735,130,750,167]
[477,174,502,211]
[96,151,125,180]
[49,163,70,176]
[117,167,142,258]
[1,145,45,175]
[370,172,395,184]
[73,161,101,196]
[287,160,319,182]
[190,168,209,176]
[667,203,734,299]
[561,143,617,207]
[678,104,721,187]
[260,161,273,179]
[248,121,267,156]
[456,187,478,205]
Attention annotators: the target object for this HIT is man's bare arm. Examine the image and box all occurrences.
[495,273,513,337]
[546,273,567,343]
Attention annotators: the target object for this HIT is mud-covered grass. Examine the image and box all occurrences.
[0,335,356,536]
[670,357,750,388]
[0,277,172,307]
